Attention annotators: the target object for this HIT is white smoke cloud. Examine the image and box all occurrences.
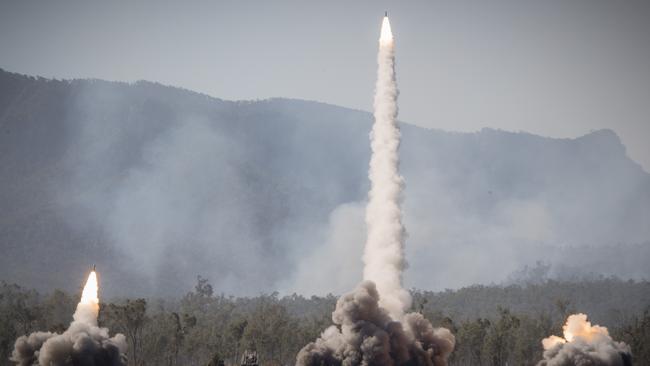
[46,67,650,300]
[283,203,365,296]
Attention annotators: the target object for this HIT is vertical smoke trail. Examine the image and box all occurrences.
[296,15,455,366]
[363,15,411,320]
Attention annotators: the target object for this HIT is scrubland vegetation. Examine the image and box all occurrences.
[1,278,648,365]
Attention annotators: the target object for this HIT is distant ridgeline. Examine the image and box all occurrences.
[0,68,648,297]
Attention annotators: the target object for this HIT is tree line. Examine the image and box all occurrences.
[0,277,648,365]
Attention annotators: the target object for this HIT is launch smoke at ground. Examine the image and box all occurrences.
[538,313,632,366]
[11,271,127,366]
[296,282,454,366]
[296,15,455,366]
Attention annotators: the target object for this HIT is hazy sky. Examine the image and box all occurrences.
[1,0,649,170]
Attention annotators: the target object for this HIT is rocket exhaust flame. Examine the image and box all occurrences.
[74,270,100,326]
[379,16,393,44]
[296,14,455,366]
[80,270,99,306]
[11,268,127,366]
[538,314,632,366]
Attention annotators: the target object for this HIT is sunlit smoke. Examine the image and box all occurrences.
[11,269,127,366]
[538,314,631,366]
[542,313,609,348]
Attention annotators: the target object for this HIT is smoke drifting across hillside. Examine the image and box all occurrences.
[0,67,649,297]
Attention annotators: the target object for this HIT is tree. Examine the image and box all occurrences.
[511,314,550,366]
[482,307,520,366]
[615,308,650,365]
[42,289,75,333]
[241,294,293,364]
[455,318,490,365]
[101,299,148,366]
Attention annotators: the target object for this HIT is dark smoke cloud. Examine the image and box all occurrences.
[11,332,53,366]
[11,323,127,366]
[296,281,454,366]
[539,341,632,366]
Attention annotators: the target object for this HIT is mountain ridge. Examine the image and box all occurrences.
[1,67,635,151]
[0,67,648,297]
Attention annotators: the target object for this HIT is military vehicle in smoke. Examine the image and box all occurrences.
[240,350,259,366]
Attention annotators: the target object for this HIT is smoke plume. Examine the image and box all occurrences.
[538,313,632,366]
[296,282,454,366]
[363,14,410,320]
[11,271,127,366]
[296,15,455,366]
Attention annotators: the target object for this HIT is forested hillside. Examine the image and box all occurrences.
[1,68,649,297]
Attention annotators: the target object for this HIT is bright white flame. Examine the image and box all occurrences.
[80,271,99,305]
[73,270,100,325]
[380,16,393,44]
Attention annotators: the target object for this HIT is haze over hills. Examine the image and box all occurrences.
[0,68,649,297]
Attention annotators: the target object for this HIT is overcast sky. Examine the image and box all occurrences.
[1,0,648,170]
